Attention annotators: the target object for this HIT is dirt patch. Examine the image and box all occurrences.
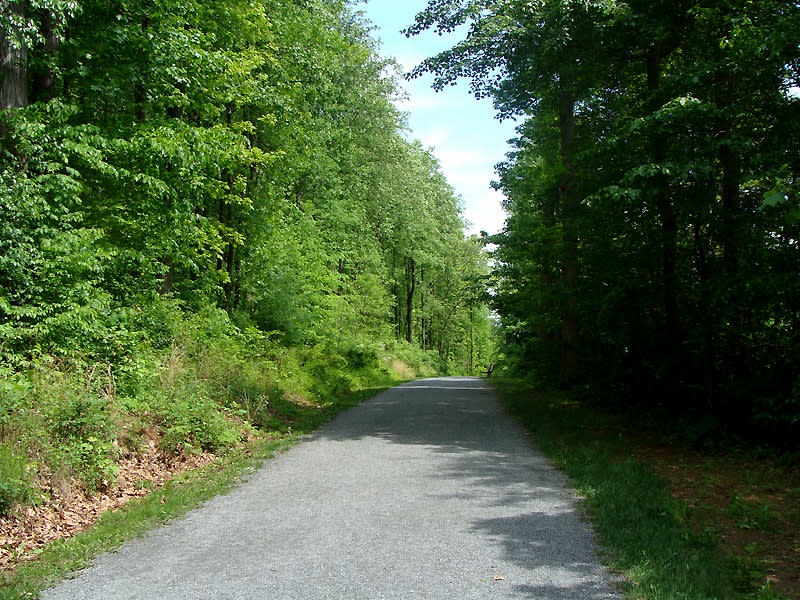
[0,441,216,570]
[634,444,800,598]
[283,391,322,410]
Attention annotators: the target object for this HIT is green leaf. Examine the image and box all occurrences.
[759,190,788,210]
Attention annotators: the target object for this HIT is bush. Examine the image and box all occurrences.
[384,341,439,379]
[152,391,245,455]
[45,391,113,443]
[0,443,33,514]
[39,370,120,492]
[304,347,354,400]
[57,436,119,493]
[343,343,380,370]
[0,375,32,441]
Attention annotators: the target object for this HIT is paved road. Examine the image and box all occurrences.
[44,377,622,599]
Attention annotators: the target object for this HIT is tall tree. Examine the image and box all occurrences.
[407,0,622,385]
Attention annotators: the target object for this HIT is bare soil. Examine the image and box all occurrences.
[635,444,800,599]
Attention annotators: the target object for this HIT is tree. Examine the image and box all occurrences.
[407,0,622,385]
[410,0,800,435]
[1,0,495,379]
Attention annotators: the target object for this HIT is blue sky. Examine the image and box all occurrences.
[356,0,517,236]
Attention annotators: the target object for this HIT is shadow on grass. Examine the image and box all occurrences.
[494,379,750,600]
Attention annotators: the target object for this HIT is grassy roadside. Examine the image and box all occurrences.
[0,385,391,600]
[492,378,796,600]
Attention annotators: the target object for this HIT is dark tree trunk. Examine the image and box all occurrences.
[558,84,579,387]
[391,249,400,338]
[133,15,149,121]
[427,280,435,351]
[647,49,682,381]
[419,266,426,349]
[30,8,60,102]
[160,257,175,295]
[693,218,715,410]
[223,201,235,311]
[719,139,741,275]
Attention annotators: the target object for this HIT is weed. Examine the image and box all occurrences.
[728,494,780,532]
[152,391,246,455]
[750,579,789,600]
[0,377,32,441]
[46,393,112,443]
[0,443,33,514]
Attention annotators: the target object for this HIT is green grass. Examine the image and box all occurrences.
[492,379,750,600]
[0,384,394,600]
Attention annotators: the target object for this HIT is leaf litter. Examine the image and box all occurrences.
[0,439,216,570]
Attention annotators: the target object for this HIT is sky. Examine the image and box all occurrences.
[357,0,518,237]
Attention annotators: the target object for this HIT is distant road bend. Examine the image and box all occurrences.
[44,377,622,599]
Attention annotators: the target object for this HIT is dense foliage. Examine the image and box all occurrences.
[408,0,800,442]
[0,0,494,507]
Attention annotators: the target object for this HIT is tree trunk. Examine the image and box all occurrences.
[405,256,415,344]
[427,280,435,351]
[31,8,60,102]
[1,1,29,112]
[160,257,175,295]
[223,200,235,311]
[391,248,400,338]
[133,15,149,121]
[468,302,474,373]
[558,84,579,387]
[719,139,741,275]
[419,265,426,348]
[693,218,715,410]
[647,49,682,380]
[717,112,749,414]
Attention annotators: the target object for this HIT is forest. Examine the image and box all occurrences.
[0,0,494,527]
[1,0,799,577]
[409,0,800,444]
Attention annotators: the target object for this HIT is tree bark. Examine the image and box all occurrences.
[160,257,175,295]
[420,265,426,348]
[693,218,715,410]
[1,1,29,111]
[719,137,741,275]
[133,14,149,121]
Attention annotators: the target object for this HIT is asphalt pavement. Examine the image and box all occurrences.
[43,377,623,599]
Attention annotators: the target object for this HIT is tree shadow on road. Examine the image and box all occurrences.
[315,377,623,599]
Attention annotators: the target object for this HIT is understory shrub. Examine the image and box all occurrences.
[0,300,433,515]
[383,341,439,379]
[153,391,246,455]
[55,437,119,493]
[0,443,33,514]
[38,367,119,492]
